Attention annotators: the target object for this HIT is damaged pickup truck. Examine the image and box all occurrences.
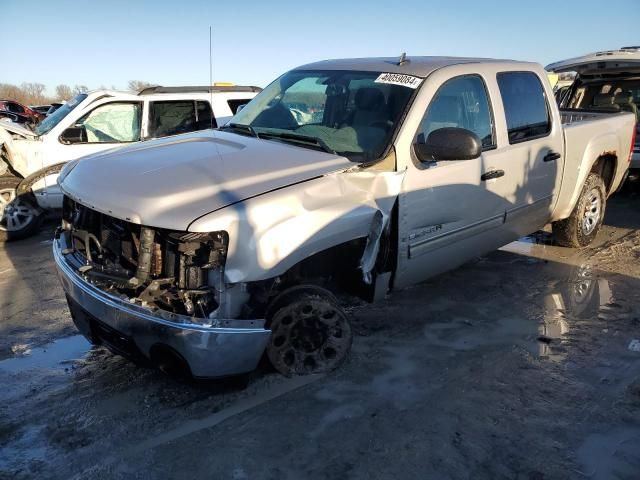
[54,56,636,378]
[0,85,259,240]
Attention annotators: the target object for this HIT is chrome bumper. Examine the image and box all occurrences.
[53,235,271,378]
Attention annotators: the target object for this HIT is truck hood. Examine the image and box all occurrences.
[60,130,353,231]
[547,48,640,74]
[0,120,37,138]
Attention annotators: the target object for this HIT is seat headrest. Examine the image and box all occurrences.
[592,93,614,106]
[613,93,633,105]
[355,88,385,110]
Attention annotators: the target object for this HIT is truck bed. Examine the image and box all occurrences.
[559,108,619,125]
[551,108,636,222]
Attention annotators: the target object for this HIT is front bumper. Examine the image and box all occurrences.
[53,234,271,378]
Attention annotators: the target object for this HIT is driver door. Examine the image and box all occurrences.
[43,101,143,206]
[395,74,517,288]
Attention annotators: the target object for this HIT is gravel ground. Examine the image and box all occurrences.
[1,192,639,480]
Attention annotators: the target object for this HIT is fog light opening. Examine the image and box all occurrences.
[149,344,192,380]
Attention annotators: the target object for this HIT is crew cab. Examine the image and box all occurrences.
[0,85,260,240]
[53,56,636,378]
[547,46,640,180]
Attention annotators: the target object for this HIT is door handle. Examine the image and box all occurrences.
[544,151,561,162]
[481,169,505,181]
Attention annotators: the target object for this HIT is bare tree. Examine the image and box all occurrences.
[0,83,25,103]
[73,85,89,95]
[20,82,47,104]
[0,83,56,105]
[55,84,73,101]
[127,80,155,92]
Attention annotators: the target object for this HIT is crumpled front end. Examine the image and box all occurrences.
[53,196,270,378]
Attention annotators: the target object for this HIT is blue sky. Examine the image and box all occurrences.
[2,0,639,94]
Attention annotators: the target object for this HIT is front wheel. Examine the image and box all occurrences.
[0,176,41,242]
[552,173,606,248]
[266,289,353,376]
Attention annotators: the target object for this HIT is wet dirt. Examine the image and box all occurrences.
[1,194,640,479]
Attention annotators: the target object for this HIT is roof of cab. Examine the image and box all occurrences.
[293,56,521,77]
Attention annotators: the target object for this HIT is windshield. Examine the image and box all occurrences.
[34,93,88,136]
[230,70,418,161]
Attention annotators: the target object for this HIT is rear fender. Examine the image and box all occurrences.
[552,132,620,221]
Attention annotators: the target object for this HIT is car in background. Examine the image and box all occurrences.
[31,105,53,116]
[0,100,44,125]
[0,84,261,240]
[547,46,640,181]
[46,103,64,115]
[31,103,65,117]
[0,110,35,126]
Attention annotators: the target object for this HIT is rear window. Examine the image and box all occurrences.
[497,72,551,144]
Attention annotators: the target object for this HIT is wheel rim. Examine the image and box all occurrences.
[581,188,601,235]
[0,187,36,232]
[268,298,351,375]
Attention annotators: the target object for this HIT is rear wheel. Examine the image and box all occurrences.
[266,290,352,376]
[552,173,606,248]
[0,176,41,242]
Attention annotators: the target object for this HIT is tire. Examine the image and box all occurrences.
[552,173,606,248]
[0,176,41,242]
[266,289,353,376]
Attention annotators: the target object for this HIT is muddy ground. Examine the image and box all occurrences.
[1,192,640,480]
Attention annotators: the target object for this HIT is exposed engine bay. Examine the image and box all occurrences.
[60,196,228,319]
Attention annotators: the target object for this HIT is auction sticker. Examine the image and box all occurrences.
[375,73,423,89]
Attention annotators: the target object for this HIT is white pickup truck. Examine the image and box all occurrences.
[0,85,260,240]
[53,56,636,378]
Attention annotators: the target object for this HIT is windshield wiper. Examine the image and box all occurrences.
[220,123,259,138]
[258,131,337,155]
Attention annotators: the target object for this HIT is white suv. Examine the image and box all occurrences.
[0,85,260,240]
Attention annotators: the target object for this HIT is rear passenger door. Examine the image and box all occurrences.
[147,100,215,138]
[493,71,563,235]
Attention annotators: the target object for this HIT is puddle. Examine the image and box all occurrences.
[500,233,558,261]
[0,335,91,374]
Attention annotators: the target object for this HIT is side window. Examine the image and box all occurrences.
[75,102,142,143]
[7,103,25,114]
[196,101,216,129]
[497,72,551,144]
[417,75,495,149]
[149,101,196,137]
[227,99,250,115]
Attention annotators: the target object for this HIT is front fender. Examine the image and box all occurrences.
[189,170,405,283]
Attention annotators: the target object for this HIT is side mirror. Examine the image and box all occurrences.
[414,127,482,162]
[59,126,87,144]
